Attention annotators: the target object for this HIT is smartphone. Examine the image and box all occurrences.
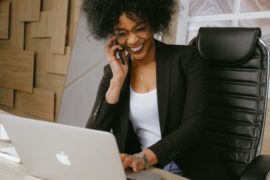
[113,40,126,65]
[115,49,125,65]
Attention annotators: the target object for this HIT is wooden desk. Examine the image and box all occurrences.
[0,142,187,180]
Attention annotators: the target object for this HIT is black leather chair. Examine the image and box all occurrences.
[191,27,270,180]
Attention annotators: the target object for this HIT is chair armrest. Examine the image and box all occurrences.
[240,155,270,180]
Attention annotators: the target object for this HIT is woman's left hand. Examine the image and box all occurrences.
[120,153,145,172]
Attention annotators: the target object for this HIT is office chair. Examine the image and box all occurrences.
[191,27,270,180]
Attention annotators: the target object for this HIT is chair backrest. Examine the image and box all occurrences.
[191,27,269,179]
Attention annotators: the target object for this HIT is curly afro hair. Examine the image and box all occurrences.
[82,0,177,39]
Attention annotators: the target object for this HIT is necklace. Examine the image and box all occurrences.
[139,72,145,89]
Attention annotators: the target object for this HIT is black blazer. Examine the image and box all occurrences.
[86,39,207,166]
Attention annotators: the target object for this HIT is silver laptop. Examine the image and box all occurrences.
[0,114,162,180]
[0,114,127,180]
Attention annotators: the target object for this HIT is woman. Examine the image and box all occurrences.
[83,0,229,179]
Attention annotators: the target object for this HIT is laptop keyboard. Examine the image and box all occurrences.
[125,170,162,180]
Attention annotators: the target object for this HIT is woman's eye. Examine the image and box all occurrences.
[116,32,127,37]
[135,26,147,32]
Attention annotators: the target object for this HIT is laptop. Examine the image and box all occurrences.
[0,114,162,180]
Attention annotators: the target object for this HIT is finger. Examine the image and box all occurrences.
[122,157,132,169]
[122,160,131,169]
[107,46,124,64]
[118,49,127,65]
[104,36,120,52]
[130,158,143,172]
[110,45,123,56]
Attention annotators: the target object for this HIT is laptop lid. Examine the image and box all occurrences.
[0,114,126,180]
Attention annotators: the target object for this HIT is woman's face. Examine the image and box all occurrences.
[114,14,155,62]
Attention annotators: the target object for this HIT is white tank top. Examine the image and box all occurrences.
[129,86,161,149]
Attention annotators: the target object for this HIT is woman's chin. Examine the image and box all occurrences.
[131,54,145,61]
[130,50,147,61]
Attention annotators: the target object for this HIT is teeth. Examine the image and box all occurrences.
[131,44,143,52]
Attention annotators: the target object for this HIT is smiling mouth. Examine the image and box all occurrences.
[130,44,144,53]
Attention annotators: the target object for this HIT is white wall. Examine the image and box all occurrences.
[57,13,107,127]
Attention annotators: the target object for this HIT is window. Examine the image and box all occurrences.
[176,0,270,48]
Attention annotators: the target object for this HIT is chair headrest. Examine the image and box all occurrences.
[197,27,261,64]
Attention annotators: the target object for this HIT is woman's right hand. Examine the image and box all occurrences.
[104,36,129,104]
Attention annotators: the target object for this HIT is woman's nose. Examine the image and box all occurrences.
[127,33,139,45]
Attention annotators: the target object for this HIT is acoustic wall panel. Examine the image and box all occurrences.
[51,0,69,54]
[0,87,14,107]
[0,1,10,39]
[0,50,34,92]
[31,11,52,38]
[0,0,80,122]
[21,88,55,121]
[18,0,41,22]
[47,47,71,75]
[9,0,26,50]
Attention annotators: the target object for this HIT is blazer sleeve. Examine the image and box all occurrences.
[149,48,207,166]
[85,65,120,131]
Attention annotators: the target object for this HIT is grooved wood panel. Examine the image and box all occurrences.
[42,0,53,11]
[21,88,55,121]
[47,47,71,75]
[0,0,25,50]
[51,0,69,54]
[0,0,80,121]
[31,11,52,38]
[0,87,14,107]
[14,0,25,50]
[0,1,10,39]
[68,0,82,46]
[0,50,34,92]
[18,0,41,22]
[17,23,25,50]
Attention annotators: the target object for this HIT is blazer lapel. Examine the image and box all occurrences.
[155,40,171,136]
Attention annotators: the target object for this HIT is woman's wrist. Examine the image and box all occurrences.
[132,149,158,170]
[143,149,158,167]
[133,152,149,169]
[105,79,124,104]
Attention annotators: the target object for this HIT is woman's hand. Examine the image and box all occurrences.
[104,36,128,104]
[120,154,145,172]
[120,149,158,172]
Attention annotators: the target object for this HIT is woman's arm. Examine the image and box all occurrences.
[86,37,129,131]
[85,65,120,131]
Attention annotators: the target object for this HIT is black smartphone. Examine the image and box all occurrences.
[115,49,125,65]
[113,40,126,65]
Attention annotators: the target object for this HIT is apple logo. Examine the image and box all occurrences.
[56,151,72,166]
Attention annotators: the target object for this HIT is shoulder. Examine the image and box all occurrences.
[155,39,198,58]
[155,39,200,67]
